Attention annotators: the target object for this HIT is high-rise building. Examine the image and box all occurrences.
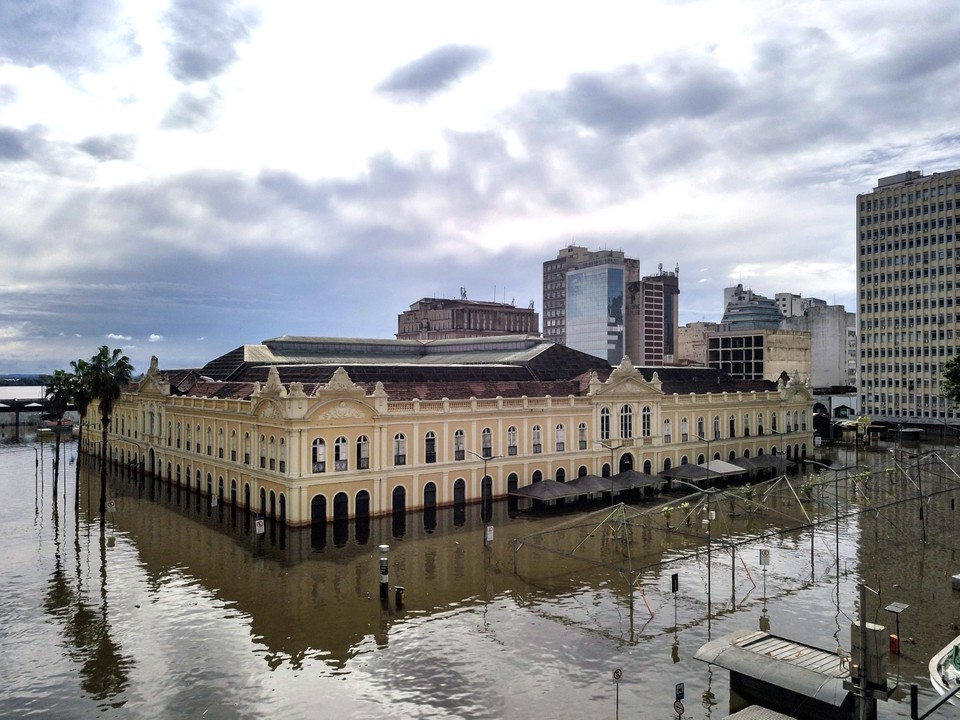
[857,169,960,426]
[625,266,680,365]
[542,246,639,363]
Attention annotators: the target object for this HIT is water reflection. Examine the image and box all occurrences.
[5,441,960,718]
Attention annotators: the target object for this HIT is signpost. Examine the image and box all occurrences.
[612,667,622,719]
[674,681,685,717]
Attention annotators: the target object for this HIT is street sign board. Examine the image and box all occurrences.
[255,518,265,534]
[675,682,684,700]
[612,667,622,682]
[674,700,684,716]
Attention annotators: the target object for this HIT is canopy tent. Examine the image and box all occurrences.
[610,469,663,492]
[662,459,746,483]
[509,479,583,501]
[731,455,787,472]
[566,474,612,494]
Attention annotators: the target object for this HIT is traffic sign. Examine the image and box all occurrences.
[675,682,684,700]
[106,500,116,513]
[612,667,622,682]
[674,699,684,716]
[255,518,265,534]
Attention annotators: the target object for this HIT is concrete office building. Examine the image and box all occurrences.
[625,266,681,365]
[781,305,857,390]
[397,296,538,341]
[857,168,960,425]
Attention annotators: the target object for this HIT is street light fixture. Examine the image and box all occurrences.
[594,440,625,506]
[467,449,502,546]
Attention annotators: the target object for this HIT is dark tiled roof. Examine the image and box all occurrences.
[594,366,779,394]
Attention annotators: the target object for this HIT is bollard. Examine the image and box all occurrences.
[395,586,405,607]
[378,544,389,600]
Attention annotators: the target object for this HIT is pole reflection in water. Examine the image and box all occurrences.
[2,442,960,718]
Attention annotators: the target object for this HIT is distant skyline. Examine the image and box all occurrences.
[2,0,959,374]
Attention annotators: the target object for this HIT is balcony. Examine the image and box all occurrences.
[313,461,326,473]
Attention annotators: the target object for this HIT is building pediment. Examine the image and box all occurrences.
[590,356,663,398]
[137,356,170,397]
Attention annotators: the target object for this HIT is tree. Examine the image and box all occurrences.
[942,355,960,405]
[87,346,134,529]
[70,358,93,510]
[44,369,73,497]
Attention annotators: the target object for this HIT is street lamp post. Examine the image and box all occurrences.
[594,440,625,506]
[696,434,713,487]
[467,449,502,546]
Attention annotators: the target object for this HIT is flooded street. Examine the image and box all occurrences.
[2,440,960,719]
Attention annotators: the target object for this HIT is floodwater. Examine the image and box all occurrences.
[1,439,959,719]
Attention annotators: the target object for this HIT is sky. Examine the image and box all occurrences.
[2,0,960,375]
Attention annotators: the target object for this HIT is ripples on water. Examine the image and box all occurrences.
[1,442,959,718]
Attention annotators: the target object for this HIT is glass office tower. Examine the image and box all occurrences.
[565,264,625,364]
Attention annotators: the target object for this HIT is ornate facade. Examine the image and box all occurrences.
[88,336,814,527]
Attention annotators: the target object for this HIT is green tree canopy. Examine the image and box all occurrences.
[942,355,960,404]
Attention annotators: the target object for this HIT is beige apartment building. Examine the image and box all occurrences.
[89,336,814,527]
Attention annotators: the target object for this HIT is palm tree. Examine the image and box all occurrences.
[70,358,93,510]
[87,346,134,529]
[44,369,73,497]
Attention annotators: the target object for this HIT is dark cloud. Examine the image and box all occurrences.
[164,0,260,83]
[76,134,137,161]
[376,44,491,102]
[161,89,222,130]
[557,60,739,137]
[0,127,31,161]
[0,0,130,73]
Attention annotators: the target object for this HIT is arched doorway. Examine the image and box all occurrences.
[391,486,406,539]
[333,492,349,547]
[618,453,634,472]
[453,479,466,527]
[310,495,327,552]
[423,482,438,533]
[355,490,371,545]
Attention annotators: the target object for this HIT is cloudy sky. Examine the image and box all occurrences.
[2,0,959,375]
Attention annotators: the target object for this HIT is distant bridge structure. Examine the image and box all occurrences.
[0,387,76,443]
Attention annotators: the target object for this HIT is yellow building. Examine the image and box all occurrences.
[90,335,814,527]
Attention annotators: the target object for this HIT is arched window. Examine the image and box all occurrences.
[195,426,201,453]
[244,432,251,464]
[697,416,705,441]
[555,424,565,452]
[335,436,348,471]
[743,414,750,437]
[801,411,807,431]
[681,418,689,442]
[578,422,587,450]
[217,428,225,458]
[621,405,634,438]
[206,426,213,455]
[148,404,155,435]
[757,413,764,436]
[507,426,518,455]
[532,425,542,453]
[786,413,793,432]
[356,435,370,469]
[600,407,611,441]
[454,429,465,460]
[259,435,266,468]
[482,427,493,458]
[641,406,651,437]
[794,411,800,432]
[771,412,778,432]
[268,436,276,470]
[279,438,287,473]
[425,431,437,463]
[729,415,736,438]
[176,422,182,449]
[713,415,721,440]
[663,419,672,443]
[167,421,173,447]
[393,433,406,466]
[185,424,192,450]
[230,430,237,461]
